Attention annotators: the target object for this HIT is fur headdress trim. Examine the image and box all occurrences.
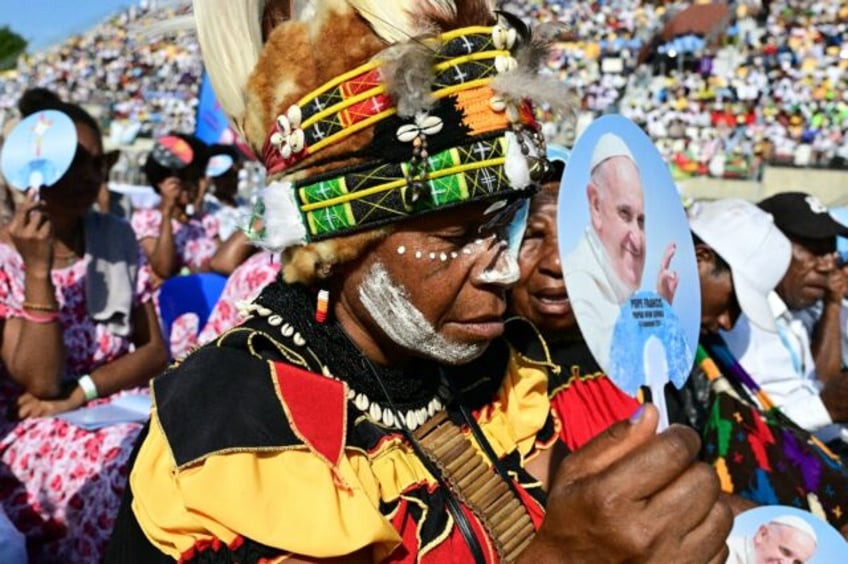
[262,26,510,176]
[248,21,569,251]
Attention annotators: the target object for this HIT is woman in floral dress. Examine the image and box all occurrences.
[197,249,282,346]
[0,101,168,561]
[131,133,220,281]
[130,134,221,358]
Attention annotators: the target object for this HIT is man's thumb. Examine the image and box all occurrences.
[554,404,658,486]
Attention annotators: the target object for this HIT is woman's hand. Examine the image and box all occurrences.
[158,177,183,217]
[8,189,53,275]
[15,388,84,419]
[520,405,733,563]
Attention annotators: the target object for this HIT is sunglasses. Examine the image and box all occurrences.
[71,144,119,175]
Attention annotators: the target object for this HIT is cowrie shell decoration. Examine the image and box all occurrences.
[492,25,517,50]
[272,105,305,159]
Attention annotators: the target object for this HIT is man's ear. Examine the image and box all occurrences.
[587,182,601,226]
[753,524,768,545]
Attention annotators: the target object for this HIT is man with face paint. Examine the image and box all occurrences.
[564,133,680,375]
[109,2,732,562]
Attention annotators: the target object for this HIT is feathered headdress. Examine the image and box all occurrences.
[194,0,572,283]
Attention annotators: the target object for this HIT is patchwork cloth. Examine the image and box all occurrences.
[698,338,848,530]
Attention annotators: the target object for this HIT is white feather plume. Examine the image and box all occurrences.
[503,131,532,189]
[192,0,266,139]
[346,0,455,43]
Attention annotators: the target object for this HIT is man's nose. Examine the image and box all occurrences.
[717,311,734,332]
[540,239,563,278]
[472,239,520,288]
[626,229,644,252]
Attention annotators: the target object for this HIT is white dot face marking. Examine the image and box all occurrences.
[410,247,469,263]
[397,246,406,255]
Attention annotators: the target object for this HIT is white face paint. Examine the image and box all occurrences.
[357,262,487,365]
[477,244,521,285]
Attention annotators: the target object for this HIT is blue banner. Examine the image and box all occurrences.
[195,72,230,144]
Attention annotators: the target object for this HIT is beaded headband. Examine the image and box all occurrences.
[254,23,551,248]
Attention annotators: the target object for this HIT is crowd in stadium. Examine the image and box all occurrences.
[0,1,202,142]
[2,1,847,179]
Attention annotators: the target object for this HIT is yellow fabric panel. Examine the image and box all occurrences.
[131,413,403,561]
[365,436,438,502]
[473,348,551,462]
[130,415,238,559]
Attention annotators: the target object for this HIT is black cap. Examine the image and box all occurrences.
[758,192,848,240]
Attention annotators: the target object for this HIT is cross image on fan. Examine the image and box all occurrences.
[0,110,78,199]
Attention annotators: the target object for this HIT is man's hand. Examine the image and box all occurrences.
[821,373,848,423]
[824,253,846,306]
[657,242,679,305]
[519,405,732,563]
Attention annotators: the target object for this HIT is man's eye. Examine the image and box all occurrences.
[522,228,544,241]
[436,231,470,246]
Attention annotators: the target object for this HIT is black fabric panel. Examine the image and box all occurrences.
[154,343,301,467]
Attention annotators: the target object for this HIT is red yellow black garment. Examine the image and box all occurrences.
[109,283,560,562]
[505,318,639,451]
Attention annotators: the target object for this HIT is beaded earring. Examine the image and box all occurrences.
[315,289,330,323]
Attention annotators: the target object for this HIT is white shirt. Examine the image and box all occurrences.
[721,293,847,443]
[564,226,633,371]
[725,534,755,564]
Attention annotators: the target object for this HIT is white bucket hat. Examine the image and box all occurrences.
[690,198,791,332]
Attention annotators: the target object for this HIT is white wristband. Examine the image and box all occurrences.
[77,375,99,403]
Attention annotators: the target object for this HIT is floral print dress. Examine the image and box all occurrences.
[131,208,220,358]
[196,250,281,346]
[0,242,154,563]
